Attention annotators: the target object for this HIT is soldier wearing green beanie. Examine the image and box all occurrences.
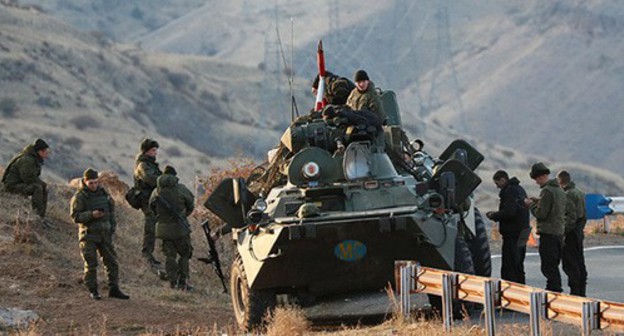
[71,168,129,300]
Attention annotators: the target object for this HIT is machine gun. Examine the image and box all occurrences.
[198,220,228,293]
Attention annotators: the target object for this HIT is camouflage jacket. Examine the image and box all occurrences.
[133,153,161,193]
[325,74,355,105]
[70,182,116,242]
[1,145,44,188]
[563,182,586,233]
[346,81,386,123]
[149,174,194,240]
[530,179,566,236]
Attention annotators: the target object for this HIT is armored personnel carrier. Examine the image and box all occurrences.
[206,92,490,331]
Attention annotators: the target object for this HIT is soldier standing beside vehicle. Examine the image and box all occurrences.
[70,168,129,300]
[149,165,195,291]
[346,69,387,124]
[311,70,355,105]
[486,170,530,284]
[133,138,162,265]
[2,139,52,228]
[557,170,588,296]
[525,162,566,293]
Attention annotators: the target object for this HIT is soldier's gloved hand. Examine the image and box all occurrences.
[92,209,105,219]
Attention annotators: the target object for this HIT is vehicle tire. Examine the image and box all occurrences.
[467,208,492,277]
[231,256,276,332]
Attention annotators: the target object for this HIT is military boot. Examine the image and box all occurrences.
[109,286,130,300]
[89,289,102,300]
[176,281,194,292]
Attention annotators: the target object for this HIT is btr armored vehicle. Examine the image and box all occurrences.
[206,92,490,331]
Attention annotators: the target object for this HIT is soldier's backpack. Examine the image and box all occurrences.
[125,187,145,209]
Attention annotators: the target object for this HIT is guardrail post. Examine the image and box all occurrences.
[530,291,545,336]
[442,273,456,332]
[581,301,600,335]
[484,280,496,336]
[399,262,413,317]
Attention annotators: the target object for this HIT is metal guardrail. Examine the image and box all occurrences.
[395,261,624,336]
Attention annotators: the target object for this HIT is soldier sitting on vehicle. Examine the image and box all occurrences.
[346,70,387,124]
[312,70,355,106]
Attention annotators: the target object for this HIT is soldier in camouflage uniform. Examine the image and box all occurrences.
[311,70,356,105]
[2,139,51,227]
[557,170,588,296]
[149,165,195,290]
[70,168,129,300]
[346,70,387,124]
[525,162,566,293]
[133,138,162,265]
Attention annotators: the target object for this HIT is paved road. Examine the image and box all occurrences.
[491,245,624,302]
[307,245,624,325]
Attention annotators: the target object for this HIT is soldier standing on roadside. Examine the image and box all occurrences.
[557,170,588,296]
[70,168,129,300]
[525,162,566,293]
[486,170,530,284]
[2,139,52,227]
[133,138,163,266]
[149,165,195,291]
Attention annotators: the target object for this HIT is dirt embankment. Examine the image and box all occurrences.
[0,173,234,335]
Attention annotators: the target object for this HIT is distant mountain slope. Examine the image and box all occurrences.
[413,0,624,174]
[0,3,288,182]
[2,2,624,208]
[29,0,624,175]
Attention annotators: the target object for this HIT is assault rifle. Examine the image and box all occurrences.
[198,220,228,293]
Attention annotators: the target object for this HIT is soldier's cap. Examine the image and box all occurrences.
[33,138,49,152]
[529,162,550,179]
[83,168,99,180]
[354,69,369,82]
[140,138,159,153]
[311,71,335,89]
[163,165,177,176]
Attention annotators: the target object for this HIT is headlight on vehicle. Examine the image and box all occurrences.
[253,198,268,212]
[302,161,321,180]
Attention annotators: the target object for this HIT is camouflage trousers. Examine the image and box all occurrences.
[80,238,119,291]
[141,206,157,259]
[7,181,48,217]
[161,236,193,286]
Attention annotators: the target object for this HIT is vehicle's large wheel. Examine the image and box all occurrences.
[467,208,492,277]
[231,256,276,332]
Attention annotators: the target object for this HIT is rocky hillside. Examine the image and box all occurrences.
[0,2,297,184]
[24,0,624,177]
[2,2,624,207]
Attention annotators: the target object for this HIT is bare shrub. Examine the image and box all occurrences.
[69,115,101,130]
[166,72,190,90]
[0,97,18,117]
[265,306,310,336]
[64,136,83,151]
[164,146,183,158]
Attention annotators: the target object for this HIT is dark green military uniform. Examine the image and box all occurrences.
[530,178,566,292]
[70,180,118,292]
[530,179,566,236]
[149,174,194,288]
[561,182,588,296]
[133,152,162,262]
[2,143,48,217]
[346,81,386,123]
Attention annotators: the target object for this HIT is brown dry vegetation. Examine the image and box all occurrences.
[0,171,233,335]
